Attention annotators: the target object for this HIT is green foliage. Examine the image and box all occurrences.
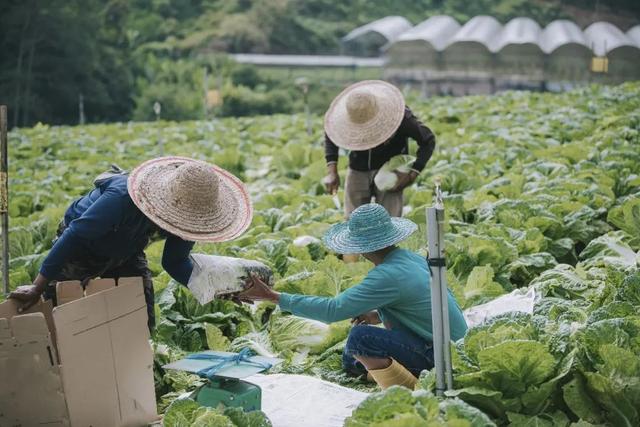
[133,56,206,121]
[345,387,496,427]
[606,196,640,250]
[4,0,638,125]
[6,83,640,425]
[163,398,271,427]
[220,85,293,117]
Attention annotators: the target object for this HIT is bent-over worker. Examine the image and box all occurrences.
[323,80,436,219]
[239,203,467,390]
[9,156,253,330]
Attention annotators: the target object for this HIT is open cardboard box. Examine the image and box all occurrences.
[0,277,157,427]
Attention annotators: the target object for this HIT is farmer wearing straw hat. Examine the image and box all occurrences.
[323,80,436,220]
[9,157,253,331]
[239,203,467,390]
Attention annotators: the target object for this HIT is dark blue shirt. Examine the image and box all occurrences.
[40,175,194,284]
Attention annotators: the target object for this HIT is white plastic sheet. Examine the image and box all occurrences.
[245,374,369,427]
[463,287,536,328]
[187,254,273,304]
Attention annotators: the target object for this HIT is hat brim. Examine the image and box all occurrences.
[322,217,417,255]
[324,80,405,151]
[128,156,253,242]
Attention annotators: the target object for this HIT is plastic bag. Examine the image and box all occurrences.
[463,287,536,328]
[187,254,274,305]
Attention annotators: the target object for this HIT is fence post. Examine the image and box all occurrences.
[0,106,9,295]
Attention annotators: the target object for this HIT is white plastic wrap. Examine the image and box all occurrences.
[463,287,536,328]
[187,254,274,305]
[246,374,368,427]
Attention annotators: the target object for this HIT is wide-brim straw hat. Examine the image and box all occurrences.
[323,203,417,254]
[324,80,405,151]
[128,156,253,242]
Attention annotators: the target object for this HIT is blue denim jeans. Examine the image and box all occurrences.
[342,325,434,377]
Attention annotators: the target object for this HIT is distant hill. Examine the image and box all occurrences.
[1,0,638,127]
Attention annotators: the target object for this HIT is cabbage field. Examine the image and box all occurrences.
[5,82,640,426]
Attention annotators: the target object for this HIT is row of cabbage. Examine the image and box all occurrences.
[5,83,639,425]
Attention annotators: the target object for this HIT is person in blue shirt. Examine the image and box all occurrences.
[9,157,253,331]
[239,203,467,390]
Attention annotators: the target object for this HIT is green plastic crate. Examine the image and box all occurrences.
[194,379,261,411]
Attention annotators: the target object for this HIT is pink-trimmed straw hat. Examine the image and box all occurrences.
[128,156,253,242]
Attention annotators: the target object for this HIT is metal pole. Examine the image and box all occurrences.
[78,93,86,125]
[203,66,209,120]
[153,102,162,156]
[303,89,311,136]
[427,206,445,395]
[427,179,453,395]
[437,205,454,389]
[0,106,9,295]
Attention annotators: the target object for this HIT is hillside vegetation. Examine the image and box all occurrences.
[2,0,639,126]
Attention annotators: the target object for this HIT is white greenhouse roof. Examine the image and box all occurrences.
[584,22,637,55]
[493,17,542,52]
[342,16,412,43]
[627,25,640,47]
[539,20,589,54]
[449,15,503,51]
[368,15,640,58]
[392,15,461,51]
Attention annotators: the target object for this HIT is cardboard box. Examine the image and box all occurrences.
[0,277,157,427]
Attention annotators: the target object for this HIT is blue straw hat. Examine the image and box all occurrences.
[323,203,418,254]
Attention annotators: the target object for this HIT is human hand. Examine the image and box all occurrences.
[323,163,340,195]
[237,274,280,304]
[218,293,254,305]
[389,170,418,193]
[323,173,340,195]
[351,311,381,325]
[9,284,43,313]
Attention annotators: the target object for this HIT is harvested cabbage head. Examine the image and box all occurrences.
[269,314,351,354]
[187,254,274,304]
[374,155,416,191]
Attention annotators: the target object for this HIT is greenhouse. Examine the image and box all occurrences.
[626,24,640,46]
[341,16,412,57]
[539,20,593,87]
[378,15,640,92]
[442,15,502,74]
[584,21,640,83]
[493,17,545,88]
[383,16,460,67]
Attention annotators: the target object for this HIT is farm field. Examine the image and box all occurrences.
[4,83,640,426]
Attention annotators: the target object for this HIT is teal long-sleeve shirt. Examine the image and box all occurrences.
[279,248,468,342]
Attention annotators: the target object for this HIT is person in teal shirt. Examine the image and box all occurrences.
[240,203,467,390]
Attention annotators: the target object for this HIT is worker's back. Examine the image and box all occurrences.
[376,248,468,342]
[61,175,155,259]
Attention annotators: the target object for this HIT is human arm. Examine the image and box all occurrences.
[241,269,397,324]
[388,108,435,192]
[352,310,381,325]
[323,133,340,194]
[8,273,50,312]
[162,235,195,285]
[402,107,436,173]
[10,188,124,310]
[39,187,124,280]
